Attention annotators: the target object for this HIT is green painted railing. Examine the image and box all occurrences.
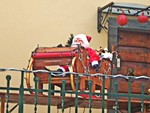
[0,68,150,113]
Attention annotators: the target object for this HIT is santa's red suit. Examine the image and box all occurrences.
[57,34,100,72]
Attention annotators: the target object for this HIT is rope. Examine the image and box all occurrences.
[0,68,150,80]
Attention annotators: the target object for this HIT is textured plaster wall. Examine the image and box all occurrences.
[0,0,149,68]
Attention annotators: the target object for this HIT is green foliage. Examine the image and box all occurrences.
[65,34,74,47]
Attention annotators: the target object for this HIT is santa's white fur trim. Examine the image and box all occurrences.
[91,60,99,66]
[101,53,113,61]
[58,67,66,72]
[104,48,108,51]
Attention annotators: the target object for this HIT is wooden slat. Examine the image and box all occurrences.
[118,62,150,77]
[118,31,150,48]
[118,46,149,63]
[0,92,150,111]
[111,77,150,94]
[33,57,73,66]
[0,94,5,113]
[34,47,77,53]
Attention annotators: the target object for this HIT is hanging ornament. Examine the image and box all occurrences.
[137,12,149,23]
[117,10,128,26]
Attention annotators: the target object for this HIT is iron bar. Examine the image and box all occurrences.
[114,82,119,113]
[128,77,131,113]
[75,74,79,113]
[88,80,93,113]
[47,73,52,113]
[6,75,11,113]
[18,71,24,113]
[34,77,39,113]
[141,84,145,113]
[61,80,66,113]
[101,75,106,113]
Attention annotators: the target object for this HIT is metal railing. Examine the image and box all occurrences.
[0,68,150,113]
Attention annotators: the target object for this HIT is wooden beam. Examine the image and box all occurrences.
[0,92,150,111]
[0,94,5,113]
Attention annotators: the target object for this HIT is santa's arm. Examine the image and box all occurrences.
[87,48,100,63]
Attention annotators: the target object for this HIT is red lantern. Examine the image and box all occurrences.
[117,11,128,26]
[137,12,149,23]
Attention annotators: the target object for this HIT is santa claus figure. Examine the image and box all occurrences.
[57,34,100,72]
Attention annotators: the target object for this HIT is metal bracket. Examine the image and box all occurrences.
[97,2,150,33]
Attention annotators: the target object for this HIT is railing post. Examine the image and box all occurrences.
[114,82,119,113]
[75,74,79,113]
[34,76,39,113]
[61,80,66,113]
[88,80,93,113]
[6,75,11,113]
[141,84,145,113]
[18,71,24,113]
[101,75,105,113]
[128,77,131,113]
[47,73,52,113]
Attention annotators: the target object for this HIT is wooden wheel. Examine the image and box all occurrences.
[69,49,88,91]
[26,56,78,94]
[26,58,34,94]
[69,57,77,91]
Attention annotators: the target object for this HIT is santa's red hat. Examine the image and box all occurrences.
[86,35,92,42]
[71,34,92,48]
